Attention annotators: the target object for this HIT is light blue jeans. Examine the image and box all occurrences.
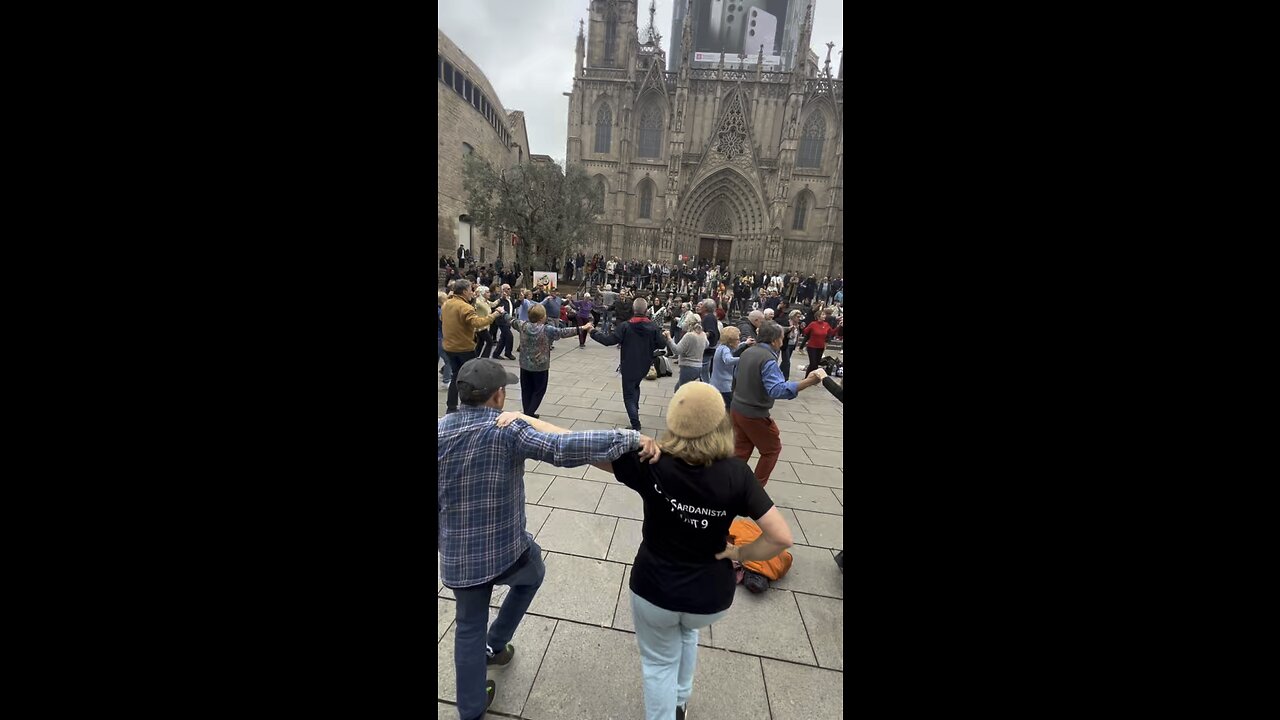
[630,591,729,720]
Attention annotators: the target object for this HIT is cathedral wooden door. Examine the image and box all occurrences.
[699,236,733,266]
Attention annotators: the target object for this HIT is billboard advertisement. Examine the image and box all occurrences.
[686,1,793,67]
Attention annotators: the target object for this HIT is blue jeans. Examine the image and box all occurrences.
[451,542,546,720]
[674,364,702,392]
[621,378,642,430]
[630,591,728,720]
[438,338,453,383]
[699,353,714,384]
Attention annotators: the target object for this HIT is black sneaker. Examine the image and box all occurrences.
[486,642,515,666]
[677,703,687,720]
[503,354,516,360]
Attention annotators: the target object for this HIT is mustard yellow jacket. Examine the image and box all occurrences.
[442,296,496,353]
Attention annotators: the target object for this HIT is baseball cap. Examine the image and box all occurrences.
[456,358,519,398]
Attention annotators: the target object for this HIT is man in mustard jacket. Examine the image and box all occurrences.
[443,279,503,414]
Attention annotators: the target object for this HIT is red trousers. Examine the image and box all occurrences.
[731,410,782,486]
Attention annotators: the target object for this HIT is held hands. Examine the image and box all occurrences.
[581,323,594,332]
[811,368,828,380]
[637,434,662,464]
[714,542,740,562]
[495,411,527,427]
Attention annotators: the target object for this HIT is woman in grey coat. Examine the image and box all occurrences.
[663,317,708,392]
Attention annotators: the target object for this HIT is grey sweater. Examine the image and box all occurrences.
[664,332,707,367]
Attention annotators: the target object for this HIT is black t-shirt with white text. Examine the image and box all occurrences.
[611,451,773,614]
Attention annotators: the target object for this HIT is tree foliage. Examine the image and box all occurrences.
[462,155,603,284]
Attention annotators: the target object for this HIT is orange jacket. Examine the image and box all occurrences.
[729,518,793,581]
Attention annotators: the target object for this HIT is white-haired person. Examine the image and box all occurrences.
[473,286,495,359]
[585,382,793,720]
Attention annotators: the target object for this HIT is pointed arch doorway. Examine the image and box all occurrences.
[698,200,736,265]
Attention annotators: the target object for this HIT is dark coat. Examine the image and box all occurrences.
[591,319,665,383]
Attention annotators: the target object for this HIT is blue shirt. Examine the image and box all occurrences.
[711,344,740,393]
[760,348,800,400]
[438,306,443,339]
[541,296,562,319]
[437,406,641,588]
[518,299,535,322]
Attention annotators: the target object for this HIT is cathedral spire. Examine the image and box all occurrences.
[678,0,694,81]
[756,43,764,80]
[575,18,585,77]
[793,4,813,77]
[823,41,834,78]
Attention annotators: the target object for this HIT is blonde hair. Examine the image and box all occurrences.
[528,304,547,322]
[659,414,734,467]
[438,291,448,306]
[720,326,740,345]
[683,316,704,332]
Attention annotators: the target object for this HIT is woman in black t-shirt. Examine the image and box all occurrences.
[592,382,794,720]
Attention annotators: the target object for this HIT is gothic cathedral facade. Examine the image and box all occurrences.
[566,0,843,278]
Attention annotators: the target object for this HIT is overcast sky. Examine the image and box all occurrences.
[439,1,843,165]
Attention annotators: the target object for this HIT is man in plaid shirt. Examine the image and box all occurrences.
[438,358,661,720]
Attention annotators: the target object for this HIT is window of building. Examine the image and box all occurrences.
[443,61,454,86]
[638,181,653,219]
[792,195,808,230]
[638,103,663,158]
[595,104,612,153]
[595,177,607,209]
[798,113,826,168]
[463,142,473,157]
[605,15,618,65]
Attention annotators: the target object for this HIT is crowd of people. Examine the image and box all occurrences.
[438,248,843,720]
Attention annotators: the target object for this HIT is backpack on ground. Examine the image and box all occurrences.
[655,355,673,377]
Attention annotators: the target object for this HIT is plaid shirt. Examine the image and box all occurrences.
[438,406,640,588]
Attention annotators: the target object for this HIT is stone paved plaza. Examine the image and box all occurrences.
[437,338,844,719]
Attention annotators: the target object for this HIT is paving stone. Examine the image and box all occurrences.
[595,409,634,426]
[765,480,842,515]
[792,510,843,549]
[535,508,617,559]
[522,622,643,720]
[795,593,844,670]
[570,420,616,431]
[708,586,815,665]
[687,647,771,720]
[761,658,845,719]
[606,517,644,564]
[801,447,844,468]
[775,445,811,464]
[529,403,567,418]
[435,701,501,719]
[557,395,600,408]
[786,412,829,425]
[778,431,816,448]
[772,418,810,433]
[526,552,625,625]
[557,406,603,421]
[522,472,555,504]
[772,543,844,599]
[776,507,808,545]
[531,460,587,479]
[436,610,557,716]
[832,488,843,505]
[438,596,455,642]
[582,463,618,483]
[536,476,606,512]
[595,483,645,520]
[763,460,801,482]
[524,503,553,538]
[792,464,843,488]
[806,422,843,438]
[611,564,634,631]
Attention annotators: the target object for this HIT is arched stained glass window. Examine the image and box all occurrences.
[792,194,809,230]
[798,113,826,168]
[638,181,653,219]
[595,104,612,153]
[638,104,663,158]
